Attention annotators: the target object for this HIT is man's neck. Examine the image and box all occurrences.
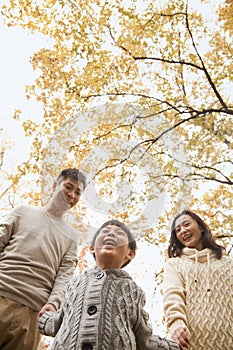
[43,204,64,219]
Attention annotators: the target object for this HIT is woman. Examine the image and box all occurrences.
[163,209,233,350]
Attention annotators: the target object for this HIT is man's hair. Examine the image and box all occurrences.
[57,168,87,190]
[91,219,137,268]
[168,209,225,259]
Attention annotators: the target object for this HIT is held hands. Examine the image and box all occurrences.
[172,327,190,349]
[37,303,56,320]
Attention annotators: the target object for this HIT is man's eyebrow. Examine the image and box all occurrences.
[65,182,74,186]
[66,182,83,191]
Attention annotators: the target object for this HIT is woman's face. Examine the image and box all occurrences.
[174,214,204,250]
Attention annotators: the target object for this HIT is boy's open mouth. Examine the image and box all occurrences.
[103,239,117,246]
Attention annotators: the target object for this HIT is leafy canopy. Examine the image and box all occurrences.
[1,0,233,252]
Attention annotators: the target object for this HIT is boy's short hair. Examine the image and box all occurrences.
[91,219,137,268]
[57,168,87,190]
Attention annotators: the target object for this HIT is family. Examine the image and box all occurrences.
[0,168,232,350]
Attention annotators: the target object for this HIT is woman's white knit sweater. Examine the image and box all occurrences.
[39,266,179,350]
[163,248,233,350]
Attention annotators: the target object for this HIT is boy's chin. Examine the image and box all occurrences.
[101,245,116,252]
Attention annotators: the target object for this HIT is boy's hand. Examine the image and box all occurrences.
[37,303,56,320]
[172,327,190,349]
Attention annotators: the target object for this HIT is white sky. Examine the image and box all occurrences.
[0,8,45,167]
[0,7,166,334]
[1,0,229,340]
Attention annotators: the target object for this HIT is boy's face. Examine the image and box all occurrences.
[51,177,84,212]
[90,225,135,269]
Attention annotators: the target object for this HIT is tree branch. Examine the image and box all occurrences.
[184,0,229,110]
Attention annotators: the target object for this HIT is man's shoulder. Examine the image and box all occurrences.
[14,204,40,212]
[56,220,79,242]
[2,204,39,217]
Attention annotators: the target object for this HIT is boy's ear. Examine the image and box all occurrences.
[127,249,136,262]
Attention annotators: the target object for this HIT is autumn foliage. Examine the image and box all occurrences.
[1,0,232,251]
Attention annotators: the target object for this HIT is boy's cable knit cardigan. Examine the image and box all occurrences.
[39,266,179,350]
[163,247,233,350]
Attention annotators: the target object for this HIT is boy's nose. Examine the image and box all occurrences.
[106,231,115,236]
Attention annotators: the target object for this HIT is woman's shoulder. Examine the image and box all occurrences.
[219,254,233,265]
[165,256,183,265]
[164,255,195,275]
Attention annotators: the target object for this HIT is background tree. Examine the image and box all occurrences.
[1,1,232,347]
[1,0,232,251]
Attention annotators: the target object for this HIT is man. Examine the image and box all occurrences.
[0,168,86,350]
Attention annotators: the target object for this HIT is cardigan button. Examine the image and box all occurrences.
[96,271,104,279]
[87,305,97,315]
[82,343,93,350]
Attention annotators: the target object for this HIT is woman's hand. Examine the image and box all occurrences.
[172,327,190,349]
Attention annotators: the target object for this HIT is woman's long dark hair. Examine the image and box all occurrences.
[168,209,224,259]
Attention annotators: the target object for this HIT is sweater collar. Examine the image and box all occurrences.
[181,248,215,294]
[181,247,215,263]
[91,265,131,278]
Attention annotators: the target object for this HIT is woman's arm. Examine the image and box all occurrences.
[163,259,190,348]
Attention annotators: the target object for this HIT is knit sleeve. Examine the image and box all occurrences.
[134,289,179,350]
[38,309,63,337]
[163,259,188,337]
[38,274,80,337]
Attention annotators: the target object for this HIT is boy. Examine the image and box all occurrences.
[39,219,179,350]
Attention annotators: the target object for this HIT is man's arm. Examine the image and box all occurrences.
[0,208,19,254]
[46,240,78,310]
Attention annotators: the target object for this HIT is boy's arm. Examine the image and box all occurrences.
[38,274,80,337]
[135,291,180,350]
[38,308,64,337]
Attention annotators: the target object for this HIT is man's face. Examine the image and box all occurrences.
[52,177,84,212]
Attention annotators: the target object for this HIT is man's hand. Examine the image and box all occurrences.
[37,303,56,320]
[172,327,190,349]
